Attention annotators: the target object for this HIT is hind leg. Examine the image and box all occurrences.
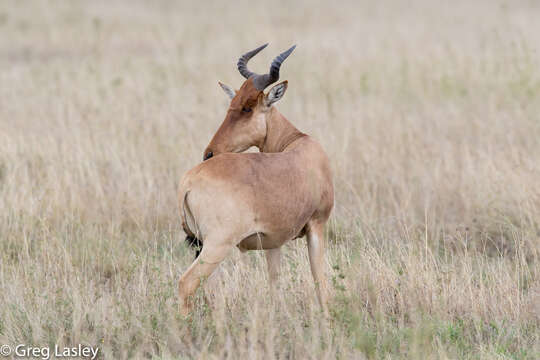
[306,221,329,316]
[178,238,232,316]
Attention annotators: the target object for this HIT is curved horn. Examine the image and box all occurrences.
[237,43,268,79]
[252,45,296,90]
[269,45,296,84]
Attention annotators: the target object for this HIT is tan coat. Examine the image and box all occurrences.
[177,78,334,316]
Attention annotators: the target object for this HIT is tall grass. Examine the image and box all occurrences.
[0,0,539,358]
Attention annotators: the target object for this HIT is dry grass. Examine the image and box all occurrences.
[1,0,539,358]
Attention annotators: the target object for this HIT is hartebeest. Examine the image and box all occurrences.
[177,44,334,316]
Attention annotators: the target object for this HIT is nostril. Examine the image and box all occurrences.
[203,151,213,161]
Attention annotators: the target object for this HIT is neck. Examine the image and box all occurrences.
[261,107,306,153]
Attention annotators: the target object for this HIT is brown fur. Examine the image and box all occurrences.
[177,77,334,316]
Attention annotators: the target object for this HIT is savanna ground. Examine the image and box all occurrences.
[0,0,539,358]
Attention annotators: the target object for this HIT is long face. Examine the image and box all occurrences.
[202,43,294,161]
[203,79,266,161]
[203,78,288,161]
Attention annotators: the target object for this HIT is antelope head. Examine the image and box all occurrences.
[203,44,296,161]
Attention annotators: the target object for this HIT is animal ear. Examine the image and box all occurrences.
[264,80,288,107]
[218,82,236,99]
[218,81,236,100]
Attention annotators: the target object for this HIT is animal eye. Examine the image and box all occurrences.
[242,107,252,113]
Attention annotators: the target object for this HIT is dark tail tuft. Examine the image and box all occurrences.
[185,235,202,259]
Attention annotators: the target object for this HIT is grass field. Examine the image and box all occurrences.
[0,0,539,358]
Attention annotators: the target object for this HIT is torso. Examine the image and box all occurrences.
[178,136,334,250]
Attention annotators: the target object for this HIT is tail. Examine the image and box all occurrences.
[185,234,202,259]
[182,191,203,259]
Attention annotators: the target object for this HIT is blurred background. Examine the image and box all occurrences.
[0,1,539,358]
